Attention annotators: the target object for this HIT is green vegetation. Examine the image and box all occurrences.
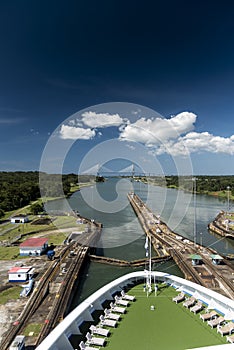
[0,214,79,240]
[0,247,22,260]
[0,171,96,217]
[52,215,79,228]
[0,286,22,304]
[0,171,40,214]
[0,210,85,258]
[30,202,44,215]
[70,181,95,193]
[0,219,52,242]
[144,175,234,200]
[23,323,43,337]
[40,173,95,198]
[47,232,69,246]
[95,175,105,182]
[105,284,226,350]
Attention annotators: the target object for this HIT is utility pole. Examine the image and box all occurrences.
[192,177,197,247]
[227,186,230,213]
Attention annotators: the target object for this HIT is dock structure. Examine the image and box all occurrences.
[128,192,234,299]
[208,210,234,239]
[89,254,171,267]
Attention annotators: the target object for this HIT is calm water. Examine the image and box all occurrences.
[45,178,234,307]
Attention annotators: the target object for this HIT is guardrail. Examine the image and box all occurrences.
[35,271,234,350]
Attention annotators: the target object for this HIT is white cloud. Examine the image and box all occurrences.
[81,111,124,128]
[155,132,234,156]
[118,111,234,157]
[119,112,196,144]
[68,119,76,126]
[182,132,234,154]
[60,125,95,140]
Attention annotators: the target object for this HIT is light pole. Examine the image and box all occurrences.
[227,186,230,213]
[200,232,203,247]
[192,177,197,246]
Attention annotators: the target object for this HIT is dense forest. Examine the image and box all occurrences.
[0,172,95,217]
[0,172,40,215]
[166,175,234,195]
[146,175,234,195]
[0,172,233,217]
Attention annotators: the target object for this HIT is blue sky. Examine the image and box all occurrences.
[0,0,234,175]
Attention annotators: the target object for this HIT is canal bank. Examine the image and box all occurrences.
[44,179,234,308]
[208,210,234,239]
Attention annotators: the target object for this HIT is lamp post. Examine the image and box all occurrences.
[192,177,197,246]
[200,232,203,248]
[227,186,230,213]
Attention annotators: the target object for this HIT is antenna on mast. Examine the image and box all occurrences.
[144,233,152,296]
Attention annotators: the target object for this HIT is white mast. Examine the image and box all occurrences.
[149,229,152,291]
[192,177,197,247]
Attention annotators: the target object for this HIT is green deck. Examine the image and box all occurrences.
[103,284,227,350]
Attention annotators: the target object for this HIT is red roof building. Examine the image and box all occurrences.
[8,266,34,282]
[20,237,48,256]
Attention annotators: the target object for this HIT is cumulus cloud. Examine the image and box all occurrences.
[60,125,95,140]
[183,132,234,154]
[59,109,234,156]
[119,112,196,144]
[155,132,234,156]
[118,111,234,156]
[81,111,124,128]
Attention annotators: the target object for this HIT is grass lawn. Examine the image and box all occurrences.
[104,284,226,350]
[23,323,43,337]
[47,232,69,245]
[52,215,78,228]
[0,246,23,260]
[0,286,22,304]
[0,219,54,242]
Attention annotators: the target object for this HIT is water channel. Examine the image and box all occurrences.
[45,178,234,308]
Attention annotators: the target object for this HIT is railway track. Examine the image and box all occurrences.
[35,245,88,345]
[1,220,101,350]
[1,242,75,350]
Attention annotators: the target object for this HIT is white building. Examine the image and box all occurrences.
[19,237,48,256]
[8,266,34,282]
[10,214,29,224]
[9,335,25,350]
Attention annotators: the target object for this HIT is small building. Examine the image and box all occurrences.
[9,335,25,350]
[19,237,48,256]
[8,266,34,282]
[210,254,224,265]
[11,214,29,224]
[68,232,84,242]
[190,254,202,266]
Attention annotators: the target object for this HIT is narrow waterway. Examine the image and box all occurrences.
[45,178,234,307]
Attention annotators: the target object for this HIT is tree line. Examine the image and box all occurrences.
[145,175,234,195]
[0,171,40,216]
[165,175,234,195]
[0,172,95,217]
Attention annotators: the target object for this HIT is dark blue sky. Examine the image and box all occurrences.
[0,0,234,174]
